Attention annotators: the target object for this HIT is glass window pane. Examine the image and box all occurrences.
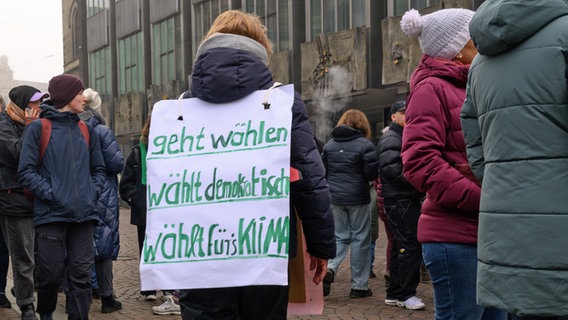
[337,0,349,31]
[412,0,427,9]
[257,0,266,23]
[245,0,254,12]
[310,0,322,38]
[212,0,219,18]
[278,0,289,49]
[394,0,408,16]
[194,4,203,46]
[203,2,211,34]
[267,0,277,48]
[352,0,365,27]
[324,1,335,33]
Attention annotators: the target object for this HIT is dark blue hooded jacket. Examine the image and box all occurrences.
[82,110,124,260]
[184,34,336,260]
[17,104,106,226]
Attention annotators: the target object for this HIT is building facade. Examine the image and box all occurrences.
[61,0,482,150]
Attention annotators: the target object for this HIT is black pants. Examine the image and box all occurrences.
[384,198,422,301]
[179,285,288,320]
[36,222,94,319]
[510,316,568,320]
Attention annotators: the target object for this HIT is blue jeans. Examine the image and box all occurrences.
[422,243,506,320]
[328,204,371,291]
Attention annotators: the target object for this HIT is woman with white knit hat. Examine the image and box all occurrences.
[398,8,506,320]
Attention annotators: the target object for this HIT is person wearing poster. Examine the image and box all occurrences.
[170,10,336,320]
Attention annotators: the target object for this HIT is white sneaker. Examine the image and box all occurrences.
[144,294,157,301]
[152,295,181,315]
[397,296,425,310]
[384,298,398,306]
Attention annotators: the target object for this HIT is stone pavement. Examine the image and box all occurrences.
[1,208,434,320]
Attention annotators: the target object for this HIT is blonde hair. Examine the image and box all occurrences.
[204,10,273,56]
[337,109,372,139]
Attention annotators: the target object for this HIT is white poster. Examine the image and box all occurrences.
[141,85,294,290]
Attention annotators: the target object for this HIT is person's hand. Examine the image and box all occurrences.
[309,255,328,285]
[25,107,40,125]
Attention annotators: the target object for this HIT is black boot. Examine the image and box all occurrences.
[101,295,122,313]
[20,303,38,320]
[323,269,334,297]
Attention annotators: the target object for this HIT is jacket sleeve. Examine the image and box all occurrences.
[0,116,23,171]
[88,126,107,195]
[401,82,480,215]
[378,133,415,190]
[362,140,379,181]
[290,92,336,259]
[97,125,125,175]
[460,83,485,182]
[17,120,52,200]
[119,149,137,204]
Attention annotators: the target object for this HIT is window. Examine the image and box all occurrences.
[87,0,110,17]
[243,0,290,51]
[118,32,144,94]
[389,0,441,16]
[308,0,368,40]
[88,47,112,95]
[192,0,232,51]
[152,16,181,85]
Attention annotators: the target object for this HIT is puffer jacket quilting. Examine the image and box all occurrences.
[462,0,568,315]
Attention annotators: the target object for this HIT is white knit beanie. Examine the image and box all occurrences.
[83,88,102,111]
[401,8,474,60]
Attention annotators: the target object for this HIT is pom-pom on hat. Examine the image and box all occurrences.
[83,88,102,111]
[400,8,474,60]
[48,74,85,108]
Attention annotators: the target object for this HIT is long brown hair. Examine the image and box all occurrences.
[203,10,272,57]
[337,109,372,139]
[140,115,151,146]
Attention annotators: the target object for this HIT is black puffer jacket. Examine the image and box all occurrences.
[119,144,147,227]
[183,33,336,260]
[378,123,423,201]
[0,111,26,191]
[0,111,33,216]
[322,125,378,205]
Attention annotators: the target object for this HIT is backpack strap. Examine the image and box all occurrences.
[78,120,90,146]
[39,118,52,162]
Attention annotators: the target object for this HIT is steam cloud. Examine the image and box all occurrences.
[312,66,352,142]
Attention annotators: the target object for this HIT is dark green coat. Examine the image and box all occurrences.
[461,0,568,316]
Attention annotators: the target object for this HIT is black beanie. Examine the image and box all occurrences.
[8,85,43,110]
[48,74,85,108]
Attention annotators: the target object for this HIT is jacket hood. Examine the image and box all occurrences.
[470,0,568,56]
[39,103,81,122]
[331,125,363,141]
[190,34,273,103]
[410,55,469,89]
[79,108,106,126]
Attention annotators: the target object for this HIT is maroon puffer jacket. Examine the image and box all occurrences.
[401,55,480,245]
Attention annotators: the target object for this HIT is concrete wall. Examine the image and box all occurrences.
[381,0,475,87]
